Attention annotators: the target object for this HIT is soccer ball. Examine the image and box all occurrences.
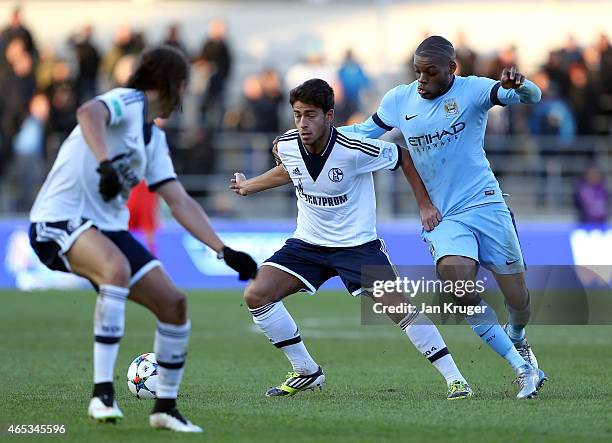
[127,353,158,399]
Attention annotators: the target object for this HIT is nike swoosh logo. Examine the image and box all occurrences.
[405,114,417,121]
[506,258,520,265]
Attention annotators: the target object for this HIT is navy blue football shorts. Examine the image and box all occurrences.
[263,237,397,295]
[29,218,160,287]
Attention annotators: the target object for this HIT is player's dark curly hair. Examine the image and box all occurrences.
[415,35,456,62]
[127,45,189,111]
[289,79,335,113]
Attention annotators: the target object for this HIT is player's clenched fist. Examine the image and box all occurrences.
[230,172,249,196]
[218,246,258,280]
[500,66,525,90]
[420,202,442,232]
[97,160,122,201]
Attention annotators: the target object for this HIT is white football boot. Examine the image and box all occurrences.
[150,408,203,433]
[515,364,540,399]
[88,397,123,422]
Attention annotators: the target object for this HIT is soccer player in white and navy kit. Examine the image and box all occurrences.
[29,46,257,432]
[231,79,473,400]
[341,36,547,399]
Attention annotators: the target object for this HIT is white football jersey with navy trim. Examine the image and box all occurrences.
[30,88,176,231]
[277,126,401,247]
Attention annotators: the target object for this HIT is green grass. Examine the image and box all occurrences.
[1,290,611,443]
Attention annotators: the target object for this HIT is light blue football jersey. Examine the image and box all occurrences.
[340,75,527,216]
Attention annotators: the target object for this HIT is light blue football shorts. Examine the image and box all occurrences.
[421,202,525,275]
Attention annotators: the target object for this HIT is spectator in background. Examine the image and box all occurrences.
[161,24,187,149]
[9,93,49,212]
[454,31,477,76]
[69,25,100,104]
[566,63,599,135]
[132,32,146,53]
[543,50,569,97]
[598,34,612,95]
[285,41,336,88]
[197,19,232,130]
[232,70,283,133]
[337,49,370,118]
[575,165,609,224]
[529,70,576,207]
[101,24,138,83]
[164,23,188,56]
[260,68,284,129]
[582,44,602,88]
[45,60,77,142]
[485,45,518,79]
[559,35,584,68]
[598,34,612,131]
[35,45,56,92]
[285,42,342,120]
[528,71,575,144]
[112,53,136,87]
[1,6,37,59]
[0,37,36,169]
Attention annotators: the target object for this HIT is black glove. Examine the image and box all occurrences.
[219,246,258,281]
[97,160,122,202]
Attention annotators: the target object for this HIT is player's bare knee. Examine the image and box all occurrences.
[244,283,272,309]
[101,256,131,287]
[158,291,187,324]
[437,256,477,282]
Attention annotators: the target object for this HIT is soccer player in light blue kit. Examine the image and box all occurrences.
[341,36,547,399]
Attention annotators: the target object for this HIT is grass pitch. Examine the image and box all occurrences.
[1,290,611,443]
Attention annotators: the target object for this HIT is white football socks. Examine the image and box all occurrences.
[155,320,190,399]
[250,302,319,375]
[399,312,467,385]
[93,284,129,384]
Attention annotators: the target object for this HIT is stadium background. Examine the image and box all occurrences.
[0,0,609,289]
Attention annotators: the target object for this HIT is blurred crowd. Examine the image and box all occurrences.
[0,6,609,221]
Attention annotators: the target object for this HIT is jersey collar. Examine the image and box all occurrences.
[297,126,337,182]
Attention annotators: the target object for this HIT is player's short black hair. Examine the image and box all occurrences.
[289,79,334,113]
[415,36,456,62]
[127,45,189,110]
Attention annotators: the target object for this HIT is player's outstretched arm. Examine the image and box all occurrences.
[338,116,388,138]
[156,180,258,280]
[400,148,441,232]
[230,165,291,196]
[499,66,541,104]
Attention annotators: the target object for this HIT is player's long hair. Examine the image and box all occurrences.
[127,45,189,112]
[290,79,334,113]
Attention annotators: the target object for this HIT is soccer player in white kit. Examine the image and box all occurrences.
[231,79,473,400]
[29,46,258,432]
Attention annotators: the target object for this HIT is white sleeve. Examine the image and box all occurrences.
[96,88,145,126]
[144,127,177,191]
[350,135,402,174]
